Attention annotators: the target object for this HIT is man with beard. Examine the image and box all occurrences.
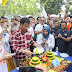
[67,26,72,56]
[55,21,70,53]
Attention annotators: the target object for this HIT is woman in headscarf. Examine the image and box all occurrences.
[36,26,55,52]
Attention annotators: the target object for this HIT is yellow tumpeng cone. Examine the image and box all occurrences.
[35,48,39,54]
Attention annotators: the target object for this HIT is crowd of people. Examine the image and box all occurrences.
[0,14,72,72]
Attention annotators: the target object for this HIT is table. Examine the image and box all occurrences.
[58,52,72,62]
[10,69,18,72]
[10,52,72,72]
[56,52,72,72]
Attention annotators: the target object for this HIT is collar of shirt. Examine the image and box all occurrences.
[19,28,28,35]
[61,29,67,33]
[54,26,60,30]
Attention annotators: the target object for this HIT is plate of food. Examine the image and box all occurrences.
[60,60,69,66]
[33,47,44,54]
[60,53,69,58]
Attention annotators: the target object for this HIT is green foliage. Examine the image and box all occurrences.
[0,0,41,17]
[64,0,72,14]
[40,0,63,14]
[69,6,72,14]
[0,0,15,16]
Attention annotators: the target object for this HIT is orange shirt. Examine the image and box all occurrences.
[67,23,72,30]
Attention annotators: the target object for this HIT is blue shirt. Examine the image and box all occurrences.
[51,26,61,34]
[67,28,72,56]
[55,29,70,53]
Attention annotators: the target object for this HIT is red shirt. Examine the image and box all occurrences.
[67,23,72,30]
[11,29,35,61]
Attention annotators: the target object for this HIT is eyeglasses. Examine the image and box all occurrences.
[41,20,45,21]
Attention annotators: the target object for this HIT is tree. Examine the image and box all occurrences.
[40,0,63,14]
[69,6,72,14]
[64,0,72,14]
[0,0,41,17]
[0,0,15,16]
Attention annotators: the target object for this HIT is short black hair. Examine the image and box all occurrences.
[15,18,18,21]
[61,21,67,25]
[1,16,4,18]
[28,16,33,19]
[54,20,58,23]
[37,16,41,20]
[28,16,35,20]
[70,16,72,19]
[20,17,30,25]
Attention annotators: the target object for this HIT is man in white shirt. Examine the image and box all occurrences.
[35,17,48,40]
[48,20,54,31]
[28,26,34,38]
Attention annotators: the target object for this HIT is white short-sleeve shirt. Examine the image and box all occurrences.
[35,24,48,39]
[28,26,34,38]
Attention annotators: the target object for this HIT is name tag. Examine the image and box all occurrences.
[51,59,60,67]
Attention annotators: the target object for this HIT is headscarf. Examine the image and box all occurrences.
[43,26,51,40]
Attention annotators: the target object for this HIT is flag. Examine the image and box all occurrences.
[2,0,7,6]
[41,5,47,19]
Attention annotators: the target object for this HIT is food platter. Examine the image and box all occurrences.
[20,51,71,72]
